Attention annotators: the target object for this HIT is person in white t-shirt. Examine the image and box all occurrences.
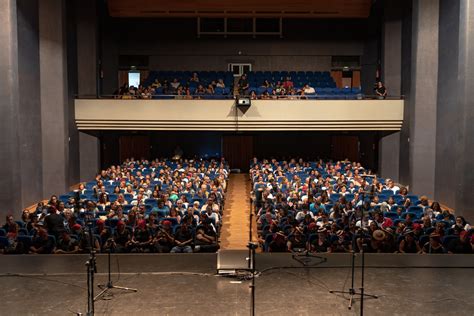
[303,84,316,94]
[385,179,400,194]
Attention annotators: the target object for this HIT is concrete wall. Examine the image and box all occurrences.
[0,0,22,218]
[75,0,97,96]
[39,0,70,197]
[16,0,43,208]
[378,0,403,181]
[101,18,368,93]
[74,0,100,181]
[435,0,460,209]
[407,0,439,197]
[435,0,474,217]
[0,0,81,216]
[398,0,412,187]
[79,132,100,182]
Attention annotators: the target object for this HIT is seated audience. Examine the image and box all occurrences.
[171,223,193,253]
[250,157,469,254]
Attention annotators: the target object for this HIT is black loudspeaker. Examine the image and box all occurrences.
[236,97,251,113]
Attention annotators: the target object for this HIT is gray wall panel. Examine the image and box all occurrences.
[379,0,403,181]
[435,0,460,208]
[0,0,22,218]
[435,0,474,216]
[407,0,439,197]
[399,0,412,186]
[79,132,99,182]
[39,0,69,197]
[16,0,43,208]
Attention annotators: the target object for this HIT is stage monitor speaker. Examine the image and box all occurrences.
[236,97,251,114]
[217,250,249,275]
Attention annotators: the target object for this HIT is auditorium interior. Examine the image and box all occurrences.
[1,0,474,315]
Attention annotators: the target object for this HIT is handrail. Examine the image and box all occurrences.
[75,94,405,100]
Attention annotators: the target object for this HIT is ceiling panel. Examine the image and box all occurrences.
[107,0,372,18]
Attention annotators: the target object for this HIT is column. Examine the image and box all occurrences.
[0,0,22,217]
[379,0,403,181]
[76,0,100,181]
[39,0,69,197]
[17,0,44,207]
[435,0,474,217]
[407,0,439,196]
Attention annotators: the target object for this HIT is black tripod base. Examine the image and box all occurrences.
[94,282,138,301]
[329,290,378,309]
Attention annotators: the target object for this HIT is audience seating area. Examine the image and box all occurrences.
[246,71,362,99]
[0,158,229,255]
[113,69,365,100]
[250,158,473,254]
[116,71,234,99]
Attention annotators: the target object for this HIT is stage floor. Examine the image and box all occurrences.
[2,266,473,315]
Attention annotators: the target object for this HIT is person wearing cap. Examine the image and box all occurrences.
[309,227,332,253]
[269,231,287,252]
[422,233,445,254]
[129,219,153,253]
[365,229,387,253]
[398,230,421,253]
[447,231,473,254]
[105,221,130,253]
[153,220,174,253]
[332,229,352,253]
[287,226,307,252]
[30,227,55,254]
[95,219,112,250]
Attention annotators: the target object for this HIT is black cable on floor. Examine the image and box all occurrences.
[0,273,87,290]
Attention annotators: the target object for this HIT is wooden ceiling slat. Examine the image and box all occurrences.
[108,0,371,18]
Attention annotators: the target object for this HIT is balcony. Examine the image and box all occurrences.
[75,98,404,131]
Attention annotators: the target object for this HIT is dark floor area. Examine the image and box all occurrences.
[1,267,473,315]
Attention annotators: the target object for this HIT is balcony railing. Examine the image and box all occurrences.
[75,97,404,131]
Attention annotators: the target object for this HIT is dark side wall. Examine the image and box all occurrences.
[98,131,379,172]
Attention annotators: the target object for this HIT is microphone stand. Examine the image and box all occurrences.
[329,231,378,311]
[85,223,97,316]
[247,242,258,316]
[94,246,138,301]
[247,196,258,316]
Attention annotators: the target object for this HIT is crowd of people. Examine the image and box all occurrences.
[238,74,320,99]
[114,72,232,99]
[236,74,364,99]
[250,158,473,254]
[0,158,229,254]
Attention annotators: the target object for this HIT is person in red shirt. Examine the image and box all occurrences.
[373,211,393,229]
[282,76,294,90]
